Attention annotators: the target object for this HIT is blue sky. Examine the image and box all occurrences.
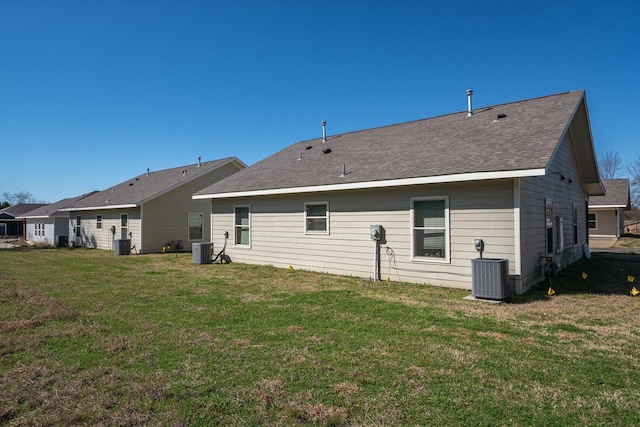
[1,0,639,203]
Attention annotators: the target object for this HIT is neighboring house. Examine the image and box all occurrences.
[0,204,47,236]
[194,90,604,295]
[588,179,631,240]
[17,193,97,246]
[61,158,245,253]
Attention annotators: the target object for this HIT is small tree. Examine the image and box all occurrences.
[599,150,624,180]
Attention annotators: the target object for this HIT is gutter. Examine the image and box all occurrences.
[193,168,547,200]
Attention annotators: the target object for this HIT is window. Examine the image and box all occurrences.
[96,214,102,229]
[188,213,204,240]
[305,202,329,234]
[545,199,554,255]
[588,213,597,229]
[75,215,82,238]
[120,214,128,240]
[572,204,578,245]
[234,206,250,246]
[411,197,449,262]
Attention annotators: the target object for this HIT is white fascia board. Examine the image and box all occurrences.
[193,168,546,200]
[60,204,137,212]
[588,205,626,209]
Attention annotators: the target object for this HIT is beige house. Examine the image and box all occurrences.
[194,91,604,295]
[63,157,245,253]
[588,179,631,240]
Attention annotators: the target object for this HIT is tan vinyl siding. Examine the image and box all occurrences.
[141,164,239,253]
[69,209,141,251]
[67,162,240,253]
[211,180,516,290]
[519,131,589,293]
[588,208,620,238]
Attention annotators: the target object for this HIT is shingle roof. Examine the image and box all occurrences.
[64,157,243,210]
[194,90,590,198]
[589,179,630,208]
[17,193,98,218]
[0,203,48,219]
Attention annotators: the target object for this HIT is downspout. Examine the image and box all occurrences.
[513,178,523,294]
[140,203,143,254]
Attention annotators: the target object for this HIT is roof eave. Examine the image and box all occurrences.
[60,204,138,212]
[193,168,546,200]
[588,204,629,209]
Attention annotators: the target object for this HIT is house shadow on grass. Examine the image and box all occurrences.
[508,252,640,304]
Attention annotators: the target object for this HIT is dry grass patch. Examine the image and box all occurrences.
[285,401,349,425]
[334,381,360,396]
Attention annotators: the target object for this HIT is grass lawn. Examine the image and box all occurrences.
[1,247,640,426]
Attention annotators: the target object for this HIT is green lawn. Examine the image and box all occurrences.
[1,247,640,426]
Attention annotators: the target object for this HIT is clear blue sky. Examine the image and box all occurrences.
[1,0,638,203]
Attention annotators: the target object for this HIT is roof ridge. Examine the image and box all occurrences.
[294,90,582,145]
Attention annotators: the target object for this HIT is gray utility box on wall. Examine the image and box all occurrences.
[192,242,212,264]
[114,239,131,255]
[471,258,509,300]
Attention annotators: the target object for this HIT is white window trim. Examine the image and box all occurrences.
[410,196,450,264]
[96,214,103,230]
[304,201,330,235]
[188,212,204,241]
[233,204,251,248]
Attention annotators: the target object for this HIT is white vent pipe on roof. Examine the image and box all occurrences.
[466,89,473,117]
[198,156,201,167]
[322,121,327,142]
[146,168,150,176]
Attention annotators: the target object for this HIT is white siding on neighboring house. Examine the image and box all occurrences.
[25,218,68,245]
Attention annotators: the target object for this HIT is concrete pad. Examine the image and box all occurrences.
[464,295,504,304]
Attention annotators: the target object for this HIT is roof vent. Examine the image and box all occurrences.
[297,152,303,161]
[497,113,507,119]
[182,170,187,176]
[340,164,346,177]
[466,89,473,117]
[198,156,202,167]
[146,168,150,176]
[129,183,134,186]
[322,148,332,154]
[321,121,327,142]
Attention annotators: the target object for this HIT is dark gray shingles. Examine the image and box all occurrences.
[68,158,237,209]
[18,193,97,217]
[590,179,630,207]
[196,91,584,196]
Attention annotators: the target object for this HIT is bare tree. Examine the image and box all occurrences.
[628,154,640,208]
[599,150,624,180]
[1,191,40,206]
